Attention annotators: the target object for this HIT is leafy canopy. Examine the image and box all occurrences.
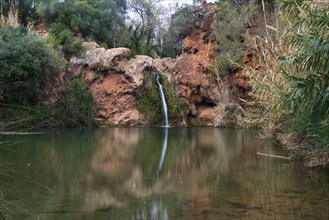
[36,0,126,48]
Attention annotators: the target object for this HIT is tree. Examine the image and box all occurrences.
[36,0,126,48]
[55,78,95,127]
[160,5,194,57]
[127,0,164,56]
[0,26,58,104]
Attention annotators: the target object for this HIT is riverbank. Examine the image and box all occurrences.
[275,132,329,170]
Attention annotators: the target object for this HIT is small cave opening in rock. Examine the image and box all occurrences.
[197,98,217,107]
[203,33,210,44]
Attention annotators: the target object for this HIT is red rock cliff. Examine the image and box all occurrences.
[47,3,252,127]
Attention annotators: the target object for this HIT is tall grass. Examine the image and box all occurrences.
[0,104,56,131]
[0,0,19,28]
[249,0,329,148]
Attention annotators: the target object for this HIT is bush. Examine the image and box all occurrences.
[137,72,163,124]
[36,0,125,49]
[0,104,55,131]
[55,78,95,127]
[0,26,58,105]
[48,22,83,59]
[212,0,256,76]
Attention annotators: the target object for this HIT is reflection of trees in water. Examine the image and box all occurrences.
[87,128,140,182]
[82,128,254,217]
[17,128,327,219]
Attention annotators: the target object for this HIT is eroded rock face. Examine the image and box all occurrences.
[153,3,219,126]
[47,2,253,127]
[68,48,152,126]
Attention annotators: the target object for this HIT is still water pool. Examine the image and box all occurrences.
[0,128,328,220]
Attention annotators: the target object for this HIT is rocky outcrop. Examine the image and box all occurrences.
[153,3,220,126]
[68,48,155,126]
[48,2,253,127]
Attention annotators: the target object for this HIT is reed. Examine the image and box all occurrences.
[0,0,19,28]
[248,0,329,148]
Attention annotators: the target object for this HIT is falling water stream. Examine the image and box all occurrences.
[153,71,169,127]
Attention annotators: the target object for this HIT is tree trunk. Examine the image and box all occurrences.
[0,0,3,26]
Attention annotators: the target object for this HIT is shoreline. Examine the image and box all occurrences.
[275,132,329,170]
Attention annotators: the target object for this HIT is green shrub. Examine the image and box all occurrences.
[138,72,163,124]
[212,0,256,76]
[0,104,55,131]
[36,0,125,49]
[137,71,186,125]
[55,79,95,127]
[0,26,58,105]
[48,22,83,59]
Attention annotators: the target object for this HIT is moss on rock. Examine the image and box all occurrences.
[137,71,187,125]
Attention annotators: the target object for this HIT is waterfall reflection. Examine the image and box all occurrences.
[131,201,169,220]
[2,128,328,219]
[156,128,168,176]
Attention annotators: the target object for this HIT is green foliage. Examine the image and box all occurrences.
[36,0,126,49]
[212,0,256,76]
[162,77,188,122]
[55,78,95,127]
[0,104,55,131]
[137,71,186,125]
[250,0,329,147]
[279,0,329,146]
[138,72,163,124]
[127,0,163,57]
[48,22,83,59]
[161,5,194,57]
[0,26,58,104]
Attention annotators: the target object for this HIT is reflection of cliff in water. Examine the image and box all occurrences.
[2,128,328,219]
[80,128,328,219]
[81,128,275,216]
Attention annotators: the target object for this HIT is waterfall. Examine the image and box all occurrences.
[153,72,169,127]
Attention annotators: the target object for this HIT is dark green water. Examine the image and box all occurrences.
[0,128,328,220]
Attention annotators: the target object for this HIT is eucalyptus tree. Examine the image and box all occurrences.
[127,0,165,56]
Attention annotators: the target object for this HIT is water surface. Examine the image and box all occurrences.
[0,128,328,220]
